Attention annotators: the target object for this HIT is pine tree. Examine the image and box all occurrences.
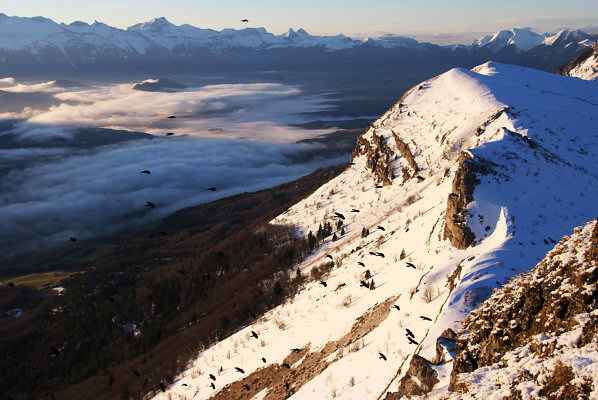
[369,279,376,290]
[341,227,345,236]
[337,219,343,230]
[364,269,371,279]
[332,233,337,241]
[400,249,406,260]
[307,231,317,251]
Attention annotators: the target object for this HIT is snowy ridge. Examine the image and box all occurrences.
[472,27,594,53]
[153,62,598,399]
[567,40,598,81]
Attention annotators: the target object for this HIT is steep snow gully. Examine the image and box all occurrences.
[154,62,598,399]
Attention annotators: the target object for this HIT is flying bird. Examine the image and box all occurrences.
[133,370,140,378]
[420,315,432,321]
[377,225,385,231]
[140,170,151,174]
[408,337,419,345]
[210,382,215,389]
[406,328,415,338]
[358,262,365,267]
[379,352,387,361]
[360,280,369,288]
[351,208,360,212]
[377,252,385,258]
[243,384,250,391]
[320,281,327,287]
[209,373,216,381]
[262,357,267,363]
[235,367,245,373]
[241,19,249,22]
[348,162,355,165]
[167,115,176,119]
[206,187,217,191]
[69,237,77,242]
[393,305,400,311]
[376,185,383,188]
[326,254,333,260]
[369,251,377,256]
[406,262,416,269]
[291,348,302,353]
[145,201,155,209]
[182,383,187,387]
[251,331,258,339]
[165,132,175,136]
[334,212,345,220]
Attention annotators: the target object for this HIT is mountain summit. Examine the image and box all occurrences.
[153,62,598,399]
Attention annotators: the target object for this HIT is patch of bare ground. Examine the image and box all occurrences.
[208,294,400,400]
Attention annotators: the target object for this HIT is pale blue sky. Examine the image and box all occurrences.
[2,0,597,44]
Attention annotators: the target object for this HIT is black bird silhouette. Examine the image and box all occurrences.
[379,352,387,361]
[406,328,415,338]
[408,337,419,345]
[377,226,385,231]
[420,315,432,321]
[206,187,217,191]
[375,185,383,188]
[377,252,385,258]
[358,261,365,267]
[159,230,167,235]
[406,262,416,269]
[203,273,211,280]
[133,370,140,377]
[167,115,176,118]
[235,367,245,373]
[209,373,216,381]
[177,269,185,275]
[393,305,400,311]
[360,280,370,288]
[50,346,60,356]
[210,382,215,389]
[109,296,115,303]
[282,362,291,368]
[320,281,327,287]
[351,208,360,212]
[243,384,250,391]
[262,357,267,363]
[291,348,302,353]
[6,282,14,288]
[285,382,290,390]
[326,254,333,260]
[241,19,249,22]
[251,331,258,339]
[69,237,77,242]
[334,212,345,220]
[182,383,187,386]
[140,170,151,174]
[348,162,355,165]
[165,132,175,136]
[369,251,377,256]
[160,382,166,392]
[145,201,155,208]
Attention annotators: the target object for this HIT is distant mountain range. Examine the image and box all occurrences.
[0,14,595,77]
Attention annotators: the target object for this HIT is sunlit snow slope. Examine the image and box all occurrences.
[154,62,598,399]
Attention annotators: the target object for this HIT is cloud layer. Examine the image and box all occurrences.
[0,79,349,266]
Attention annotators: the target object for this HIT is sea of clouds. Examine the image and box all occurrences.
[0,78,350,266]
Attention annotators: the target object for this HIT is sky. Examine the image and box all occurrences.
[2,0,598,44]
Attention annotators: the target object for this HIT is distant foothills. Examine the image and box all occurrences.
[0,13,595,77]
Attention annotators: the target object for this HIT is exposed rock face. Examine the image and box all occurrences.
[443,152,477,249]
[396,354,439,396]
[391,130,419,180]
[557,39,598,77]
[449,219,598,392]
[351,128,395,186]
[434,328,457,365]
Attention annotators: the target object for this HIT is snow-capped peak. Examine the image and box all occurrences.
[474,27,548,52]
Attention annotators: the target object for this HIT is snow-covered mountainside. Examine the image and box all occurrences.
[152,62,598,399]
[472,28,594,53]
[560,39,598,81]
